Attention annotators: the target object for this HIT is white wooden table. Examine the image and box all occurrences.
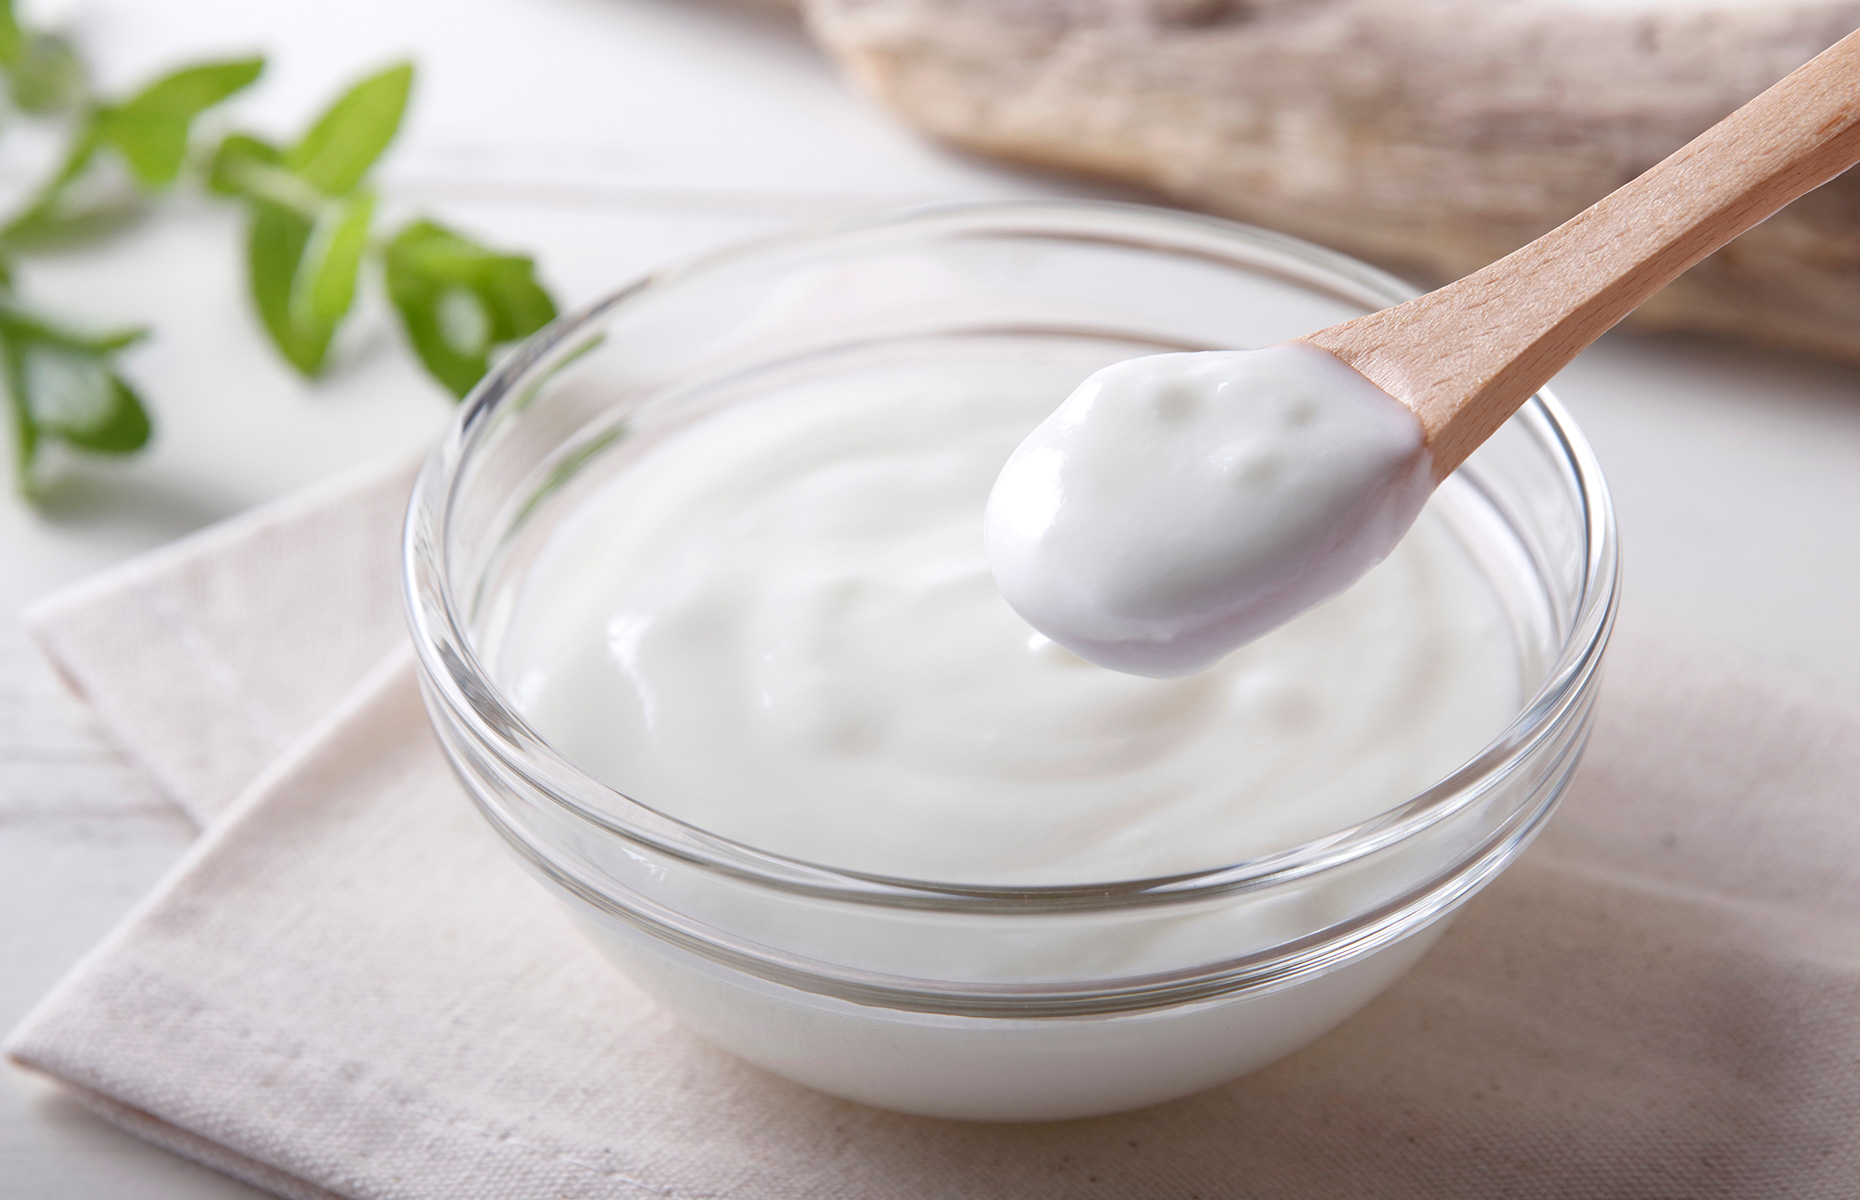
[4,1,1859,1194]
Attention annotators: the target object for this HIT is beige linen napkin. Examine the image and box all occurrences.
[27,457,418,827]
[7,472,1860,1200]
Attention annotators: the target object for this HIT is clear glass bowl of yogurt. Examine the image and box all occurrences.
[404,200,1618,1122]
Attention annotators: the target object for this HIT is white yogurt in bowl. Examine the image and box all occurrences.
[496,358,1515,885]
[405,201,1617,1121]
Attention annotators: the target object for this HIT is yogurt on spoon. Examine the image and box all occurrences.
[983,344,1430,678]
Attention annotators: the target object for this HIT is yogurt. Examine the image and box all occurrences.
[491,357,1515,888]
[985,344,1433,677]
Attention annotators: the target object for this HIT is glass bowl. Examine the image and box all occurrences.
[403,200,1618,1121]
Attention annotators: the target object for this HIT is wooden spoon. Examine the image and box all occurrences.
[1302,26,1860,480]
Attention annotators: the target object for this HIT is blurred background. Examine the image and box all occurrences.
[3,0,1858,1194]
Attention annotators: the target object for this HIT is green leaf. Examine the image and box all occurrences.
[0,306,151,495]
[0,0,83,111]
[383,219,557,398]
[294,189,374,328]
[8,31,83,113]
[247,199,328,375]
[58,376,150,452]
[19,342,150,451]
[286,61,411,197]
[206,132,280,196]
[245,187,375,378]
[476,258,557,344]
[96,57,265,189]
[0,0,22,64]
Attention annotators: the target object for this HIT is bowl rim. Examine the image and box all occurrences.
[403,197,1620,917]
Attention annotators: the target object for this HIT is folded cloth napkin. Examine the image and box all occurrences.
[27,458,418,828]
[8,471,1860,1200]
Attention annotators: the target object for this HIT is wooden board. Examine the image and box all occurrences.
[803,0,1860,361]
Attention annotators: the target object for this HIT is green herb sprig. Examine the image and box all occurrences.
[0,1,558,501]
[209,63,557,392]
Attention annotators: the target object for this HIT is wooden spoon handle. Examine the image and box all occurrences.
[1303,26,1860,478]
